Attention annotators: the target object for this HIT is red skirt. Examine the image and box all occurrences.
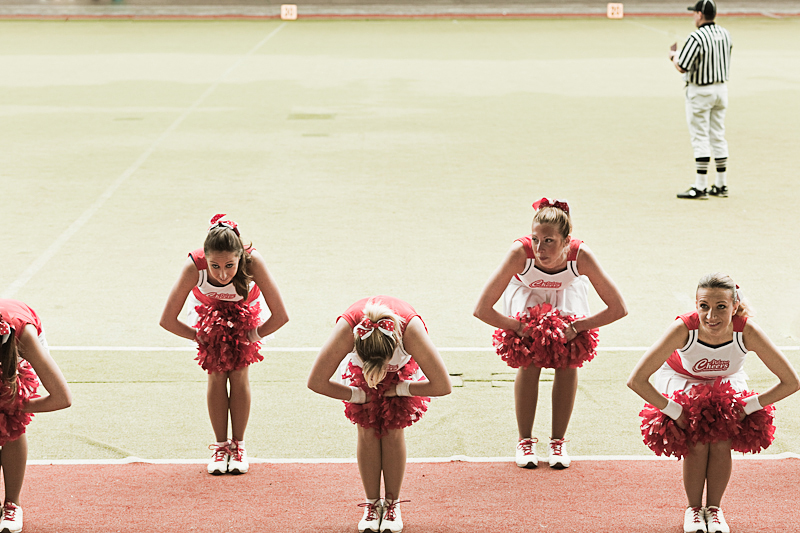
[493,303,599,369]
[640,378,776,459]
[193,300,264,373]
[343,360,430,439]
[0,361,41,446]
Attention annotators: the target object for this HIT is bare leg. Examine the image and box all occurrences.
[380,429,406,501]
[705,440,732,507]
[683,442,710,508]
[357,426,383,500]
[551,367,578,439]
[0,434,27,504]
[515,366,542,439]
[228,367,251,442]
[207,371,230,442]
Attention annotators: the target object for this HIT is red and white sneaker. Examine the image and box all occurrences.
[357,500,382,533]
[515,438,538,469]
[705,506,730,533]
[684,506,707,533]
[227,440,249,475]
[380,500,408,533]
[0,501,23,533]
[207,442,230,475]
[548,438,570,469]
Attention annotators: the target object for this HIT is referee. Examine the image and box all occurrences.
[670,0,733,199]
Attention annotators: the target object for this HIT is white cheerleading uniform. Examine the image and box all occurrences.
[654,312,748,396]
[502,236,590,318]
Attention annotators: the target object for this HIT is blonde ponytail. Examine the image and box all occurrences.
[354,301,405,389]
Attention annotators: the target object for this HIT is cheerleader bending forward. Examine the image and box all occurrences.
[308,296,451,533]
[160,215,289,475]
[628,273,799,533]
[0,300,72,533]
[474,198,627,469]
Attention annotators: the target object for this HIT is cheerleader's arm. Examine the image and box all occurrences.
[386,317,452,398]
[307,319,358,401]
[473,242,529,334]
[742,320,800,410]
[159,258,201,341]
[248,250,289,338]
[571,244,627,338]
[627,319,690,413]
[19,325,72,413]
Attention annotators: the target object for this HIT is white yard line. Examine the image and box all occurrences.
[47,345,800,352]
[29,452,800,466]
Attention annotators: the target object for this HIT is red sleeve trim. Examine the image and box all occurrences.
[514,236,535,259]
[189,248,207,271]
[732,315,747,333]
[566,239,583,261]
[677,312,700,330]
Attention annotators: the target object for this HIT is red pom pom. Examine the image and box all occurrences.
[0,361,40,446]
[194,300,263,373]
[639,400,690,459]
[681,378,740,446]
[343,360,430,439]
[731,391,776,454]
[493,304,598,369]
[640,379,778,458]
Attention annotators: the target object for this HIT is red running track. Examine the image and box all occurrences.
[17,459,800,532]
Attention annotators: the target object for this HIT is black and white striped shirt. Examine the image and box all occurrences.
[677,22,732,85]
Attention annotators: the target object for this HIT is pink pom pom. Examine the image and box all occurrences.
[194,300,263,373]
[343,360,430,439]
[0,361,40,446]
[731,391,776,454]
[493,304,599,369]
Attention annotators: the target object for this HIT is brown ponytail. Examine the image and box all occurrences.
[0,332,20,400]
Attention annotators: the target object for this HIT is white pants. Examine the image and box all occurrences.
[685,82,728,159]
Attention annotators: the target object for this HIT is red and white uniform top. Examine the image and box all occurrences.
[186,248,271,331]
[655,312,749,395]
[502,237,590,318]
[0,299,43,339]
[188,248,261,305]
[338,296,426,372]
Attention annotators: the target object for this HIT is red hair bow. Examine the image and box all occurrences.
[354,318,395,340]
[0,316,11,344]
[532,197,570,215]
[208,214,240,236]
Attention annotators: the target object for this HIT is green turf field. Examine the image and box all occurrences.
[1,17,799,460]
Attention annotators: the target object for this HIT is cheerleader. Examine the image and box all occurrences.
[628,273,799,533]
[474,198,626,469]
[307,296,451,533]
[0,300,72,533]
[160,214,288,475]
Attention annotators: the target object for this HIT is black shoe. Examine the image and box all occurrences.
[709,185,728,197]
[677,186,708,200]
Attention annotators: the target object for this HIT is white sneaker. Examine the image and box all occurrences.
[0,501,23,533]
[227,440,249,475]
[207,442,230,475]
[357,500,382,533]
[705,507,730,533]
[684,506,707,533]
[515,438,538,469]
[548,438,571,469]
[380,500,406,533]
